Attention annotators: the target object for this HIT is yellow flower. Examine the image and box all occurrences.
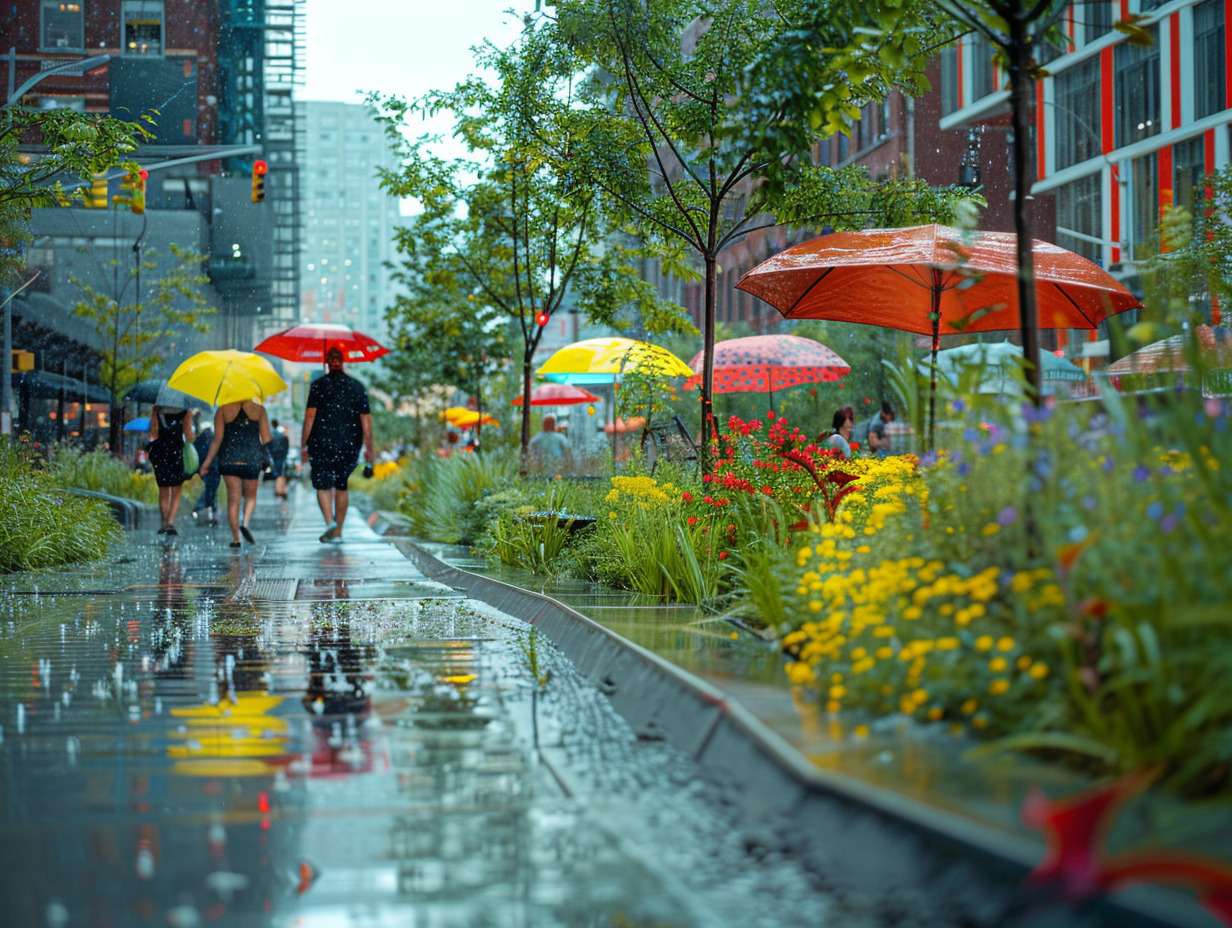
[785,662,814,685]
[875,646,894,660]
[828,685,847,699]
[975,635,994,652]
[1016,655,1033,670]
[936,637,960,650]
[927,707,944,721]
[981,523,1000,536]
[996,636,1016,652]
[960,698,978,715]
[988,657,1007,673]
[853,725,870,738]
[989,679,1010,695]
[1028,662,1049,680]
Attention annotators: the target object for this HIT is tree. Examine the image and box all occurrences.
[552,0,977,468]
[71,244,214,450]
[1,107,147,286]
[372,21,691,471]
[378,255,510,442]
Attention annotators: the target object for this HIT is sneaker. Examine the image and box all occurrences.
[240,525,254,544]
[165,526,178,536]
[229,541,242,549]
[156,525,168,535]
[319,521,337,543]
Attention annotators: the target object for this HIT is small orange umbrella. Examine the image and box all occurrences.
[603,416,646,434]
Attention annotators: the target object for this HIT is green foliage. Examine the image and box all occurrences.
[397,452,520,544]
[71,244,214,407]
[1,107,147,287]
[0,438,122,572]
[47,445,158,505]
[488,507,580,577]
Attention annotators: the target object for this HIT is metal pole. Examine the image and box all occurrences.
[1,284,10,436]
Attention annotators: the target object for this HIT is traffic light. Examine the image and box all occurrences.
[251,160,268,203]
[10,350,34,373]
[535,311,549,326]
[85,173,108,209]
[112,167,147,214]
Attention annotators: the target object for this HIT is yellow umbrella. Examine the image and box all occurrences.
[537,337,693,384]
[168,350,288,406]
[441,407,499,428]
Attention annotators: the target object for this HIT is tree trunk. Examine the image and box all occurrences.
[1008,17,1042,405]
[519,355,533,476]
[700,252,718,472]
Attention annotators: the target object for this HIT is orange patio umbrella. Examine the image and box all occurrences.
[736,224,1141,448]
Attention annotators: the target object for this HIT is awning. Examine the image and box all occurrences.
[12,371,113,403]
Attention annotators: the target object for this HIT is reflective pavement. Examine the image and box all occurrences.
[0,486,846,928]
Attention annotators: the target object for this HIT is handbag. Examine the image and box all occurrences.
[183,441,200,475]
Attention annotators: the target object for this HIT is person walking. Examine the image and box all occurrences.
[147,404,194,535]
[820,406,855,459]
[268,419,291,499]
[301,346,374,543]
[191,413,220,526]
[527,414,572,474]
[852,400,896,457]
[200,399,272,549]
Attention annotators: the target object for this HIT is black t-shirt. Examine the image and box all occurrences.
[306,370,370,458]
[268,430,290,462]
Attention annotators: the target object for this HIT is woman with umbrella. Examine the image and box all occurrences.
[199,397,273,549]
[147,404,195,535]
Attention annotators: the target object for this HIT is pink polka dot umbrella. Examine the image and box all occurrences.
[684,334,850,411]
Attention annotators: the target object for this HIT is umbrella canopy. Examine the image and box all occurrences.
[603,416,646,434]
[926,341,1086,395]
[442,407,499,428]
[683,334,850,393]
[122,378,167,404]
[1107,325,1232,375]
[168,350,288,407]
[510,383,603,406]
[255,322,389,364]
[124,417,151,432]
[736,224,1140,447]
[538,337,693,385]
[121,379,211,411]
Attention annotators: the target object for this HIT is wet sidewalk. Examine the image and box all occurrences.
[0,484,851,928]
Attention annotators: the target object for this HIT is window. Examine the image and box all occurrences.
[1083,2,1113,43]
[41,1,83,50]
[1195,0,1226,120]
[940,44,959,116]
[970,33,996,100]
[1115,26,1160,148]
[1054,56,1102,170]
[1131,151,1159,260]
[1173,136,1206,217]
[122,1,164,55]
[1055,172,1103,264]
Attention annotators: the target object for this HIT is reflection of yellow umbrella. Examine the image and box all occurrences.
[441,407,499,428]
[168,350,288,406]
[538,337,693,384]
[166,693,290,777]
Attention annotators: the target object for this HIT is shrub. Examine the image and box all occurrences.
[397,451,519,544]
[0,438,122,572]
[48,445,159,505]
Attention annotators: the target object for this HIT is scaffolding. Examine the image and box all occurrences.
[217,0,303,325]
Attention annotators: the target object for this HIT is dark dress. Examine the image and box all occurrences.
[148,409,189,488]
[217,408,266,480]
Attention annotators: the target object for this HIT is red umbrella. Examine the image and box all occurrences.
[255,322,389,364]
[736,224,1141,448]
[510,383,603,406]
[682,334,850,410]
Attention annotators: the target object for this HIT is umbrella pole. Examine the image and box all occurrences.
[928,282,941,454]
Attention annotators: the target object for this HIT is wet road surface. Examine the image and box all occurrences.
[0,486,844,928]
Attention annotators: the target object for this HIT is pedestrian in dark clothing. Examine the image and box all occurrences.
[192,420,220,525]
[200,399,272,549]
[268,418,291,499]
[147,405,194,535]
[301,346,374,543]
[852,401,896,457]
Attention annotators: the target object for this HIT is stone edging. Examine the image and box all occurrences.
[399,540,1202,928]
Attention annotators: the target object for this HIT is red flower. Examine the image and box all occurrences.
[850,442,860,451]
[727,524,735,531]
[703,495,714,505]
[766,410,775,419]
[761,486,772,495]
[682,491,693,501]
[718,551,728,560]
[686,516,697,525]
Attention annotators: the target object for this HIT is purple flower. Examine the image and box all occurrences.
[920,451,939,468]
[977,441,993,456]
[997,506,1018,527]
[1082,495,1097,510]
[1147,501,1164,520]
[1101,457,1115,473]
[963,427,979,442]
[952,400,967,413]
[1133,465,1150,482]
[1022,403,1053,423]
[1160,513,1179,533]
[957,461,971,477]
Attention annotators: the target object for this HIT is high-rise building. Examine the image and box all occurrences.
[296,101,401,337]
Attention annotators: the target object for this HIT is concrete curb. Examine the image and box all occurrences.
[58,487,150,529]
[401,540,1206,928]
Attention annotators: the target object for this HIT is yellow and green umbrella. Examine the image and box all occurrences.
[441,407,500,428]
[537,337,693,384]
[168,350,288,406]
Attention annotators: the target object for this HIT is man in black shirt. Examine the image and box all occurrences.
[268,419,291,499]
[301,347,375,542]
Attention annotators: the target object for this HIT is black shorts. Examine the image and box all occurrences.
[309,455,357,491]
[269,456,287,478]
[219,463,263,480]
